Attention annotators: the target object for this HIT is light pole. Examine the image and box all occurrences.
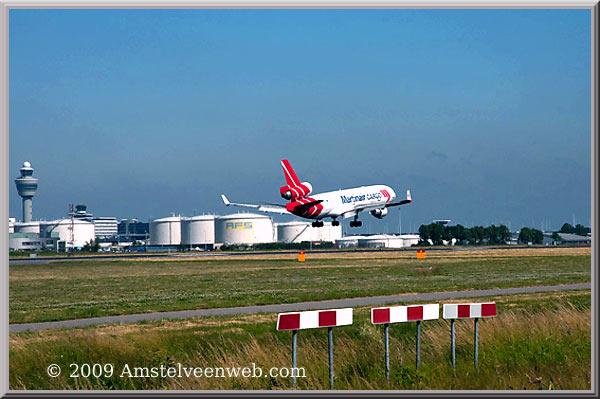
[399,208,402,235]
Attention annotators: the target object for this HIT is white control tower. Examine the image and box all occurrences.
[14,161,38,223]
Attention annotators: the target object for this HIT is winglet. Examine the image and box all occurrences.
[407,190,412,202]
[221,194,231,206]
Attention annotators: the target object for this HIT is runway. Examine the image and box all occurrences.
[9,282,591,333]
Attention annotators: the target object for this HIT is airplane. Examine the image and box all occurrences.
[221,160,412,228]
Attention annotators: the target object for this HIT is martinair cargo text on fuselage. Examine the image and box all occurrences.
[221,160,412,228]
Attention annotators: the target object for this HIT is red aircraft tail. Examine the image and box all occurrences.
[279,160,313,201]
[281,160,301,187]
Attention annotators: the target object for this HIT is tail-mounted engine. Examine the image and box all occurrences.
[280,182,313,201]
[370,208,388,219]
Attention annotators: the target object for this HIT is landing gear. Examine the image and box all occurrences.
[332,219,340,227]
[349,216,362,228]
[312,220,324,228]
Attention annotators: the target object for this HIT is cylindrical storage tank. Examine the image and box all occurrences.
[314,222,343,242]
[13,221,40,234]
[149,216,182,246]
[181,215,215,246]
[215,213,273,245]
[9,218,15,234]
[276,221,313,243]
[47,219,95,249]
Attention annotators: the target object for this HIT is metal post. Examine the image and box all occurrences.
[384,323,390,384]
[451,319,456,370]
[416,321,421,369]
[474,318,479,369]
[328,327,334,389]
[292,330,297,389]
[399,207,402,235]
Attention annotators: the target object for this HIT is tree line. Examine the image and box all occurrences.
[419,223,513,245]
[418,223,542,246]
[418,221,591,246]
[558,223,590,236]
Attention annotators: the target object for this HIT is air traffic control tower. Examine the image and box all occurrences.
[15,161,38,223]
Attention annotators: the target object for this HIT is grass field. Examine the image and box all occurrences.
[9,247,591,324]
[9,290,591,390]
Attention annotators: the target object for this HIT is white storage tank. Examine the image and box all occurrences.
[216,213,274,245]
[276,220,342,243]
[181,215,216,246]
[8,218,15,234]
[315,222,343,242]
[13,221,40,234]
[47,218,95,249]
[149,216,182,246]
[276,221,313,243]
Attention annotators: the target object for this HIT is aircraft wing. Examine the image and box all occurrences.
[384,190,412,208]
[351,190,412,215]
[221,194,289,215]
[341,210,358,219]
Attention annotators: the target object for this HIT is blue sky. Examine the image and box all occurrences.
[9,9,591,233]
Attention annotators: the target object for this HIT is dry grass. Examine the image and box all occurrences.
[10,246,590,324]
[106,246,590,263]
[9,290,591,390]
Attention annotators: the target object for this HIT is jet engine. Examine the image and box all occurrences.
[280,182,312,201]
[370,208,388,219]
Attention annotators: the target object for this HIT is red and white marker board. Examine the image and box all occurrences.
[443,302,496,319]
[277,308,353,331]
[371,304,439,324]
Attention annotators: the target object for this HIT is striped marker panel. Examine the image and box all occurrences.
[443,302,497,319]
[371,304,439,324]
[277,308,353,331]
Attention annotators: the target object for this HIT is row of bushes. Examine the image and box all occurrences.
[559,223,590,236]
[418,223,545,246]
[418,223,513,246]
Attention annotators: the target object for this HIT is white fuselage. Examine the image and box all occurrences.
[305,184,396,219]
